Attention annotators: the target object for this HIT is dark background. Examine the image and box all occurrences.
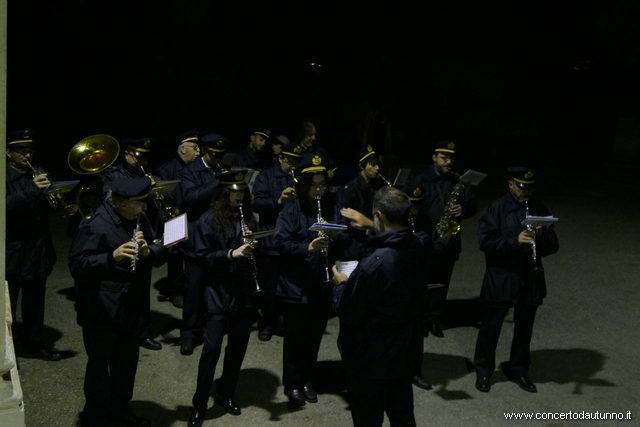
[7,0,640,182]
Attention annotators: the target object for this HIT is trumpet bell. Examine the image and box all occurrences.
[68,134,120,174]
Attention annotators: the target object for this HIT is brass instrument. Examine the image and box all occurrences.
[315,195,332,285]
[377,173,392,187]
[237,202,265,304]
[68,134,120,217]
[140,166,179,220]
[435,174,465,245]
[131,214,141,272]
[26,161,79,218]
[525,200,543,274]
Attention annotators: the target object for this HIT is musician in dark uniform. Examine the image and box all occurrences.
[251,143,303,341]
[473,168,559,393]
[274,155,345,407]
[336,144,387,260]
[332,187,431,427]
[69,177,169,427]
[5,130,60,361]
[101,138,162,350]
[403,140,477,340]
[102,138,155,202]
[178,133,231,355]
[297,120,337,180]
[154,130,201,308]
[232,127,273,171]
[187,170,258,427]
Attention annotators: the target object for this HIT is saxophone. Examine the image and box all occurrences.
[435,175,465,245]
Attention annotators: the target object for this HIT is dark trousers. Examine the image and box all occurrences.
[474,302,538,378]
[182,258,205,340]
[257,255,282,332]
[281,301,330,390]
[192,310,254,408]
[425,259,455,322]
[346,373,416,427]
[8,277,47,351]
[164,252,185,296]
[136,281,152,341]
[82,324,140,425]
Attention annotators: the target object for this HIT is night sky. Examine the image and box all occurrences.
[7,0,640,180]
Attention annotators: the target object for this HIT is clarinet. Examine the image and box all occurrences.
[315,195,332,284]
[131,214,141,272]
[525,200,542,273]
[237,202,263,297]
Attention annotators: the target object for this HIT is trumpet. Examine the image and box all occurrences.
[377,173,392,187]
[315,195,332,285]
[237,202,265,303]
[26,161,79,218]
[131,214,141,272]
[525,200,543,274]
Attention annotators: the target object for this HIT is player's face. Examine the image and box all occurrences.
[308,173,328,201]
[125,151,149,170]
[279,155,300,175]
[432,153,454,176]
[301,126,316,148]
[182,143,200,163]
[362,160,379,181]
[120,200,147,220]
[250,135,267,151]
[6,145,35,169]
[508,180,535,203]
[229,189,245,208]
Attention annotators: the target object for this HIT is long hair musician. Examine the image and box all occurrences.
[187,169,259,427]
[274,155,347,407]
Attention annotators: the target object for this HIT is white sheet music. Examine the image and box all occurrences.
[459,170,488,187]
[522,216,559,227]
[335,260,358,278]
[163,213,188,247]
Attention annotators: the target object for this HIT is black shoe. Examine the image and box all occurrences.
[501,362,537,393]
[214,393,241,415]
[475,376,491,392]
[302,385,318,403]
[284,388,306,407]
[139,338,162,350]
[180,338,195,355]
[187,406,206,427]
[412,375,433,390]
[21,348,62,361]
[110,413,152,427]
[258,326,274,342]
[429,321,444,338]
[171,295,184,308]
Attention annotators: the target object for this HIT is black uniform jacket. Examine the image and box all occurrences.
[232,146,273,171]
[477,192,559,307]
[274,198,346,304]
[178,157,221,222]
[251,163,294,252]
[335,174,385,260]
[101,160,147,202]
[5,164,57,280]
[192,210,254,315]
[335,227,432,379]
[154,156,187,208]
[69,204,169,327]
[404,165,477,261]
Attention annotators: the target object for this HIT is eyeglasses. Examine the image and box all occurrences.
[186,144,200,151]
[13,148,35,156]
[313,182,328,190]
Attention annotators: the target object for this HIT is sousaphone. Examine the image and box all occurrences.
[68,134,120,217]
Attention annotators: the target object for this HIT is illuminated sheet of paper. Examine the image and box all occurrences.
[335,260,358,278]
[164,213,188,247]
[44,180,80,194]
[522,216,559,227]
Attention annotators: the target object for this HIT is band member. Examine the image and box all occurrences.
[5,130,60,361]
[274,155,343,406]
[102,138,161,351]
[271,134,290,158]
[251,143,303,341]
[336,144,387,260]
[178,134,230,354]
[474,168,559,393]
[154,130,201,308]
[297,120,336,180]
[232,127,273,171]
[333,187,431,427]
[187,170,258,427]
[403,140,477,340]
[102,138,155,202]
[69,178,169,427]
[179,133,230,221]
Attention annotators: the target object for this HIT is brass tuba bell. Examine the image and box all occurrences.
[67,135,120,217]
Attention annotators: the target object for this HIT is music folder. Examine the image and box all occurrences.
[309,223,348,232]
[163,213,188,247]
[521,216,559,227]
[459,170,488,187]
[43,180,80,195]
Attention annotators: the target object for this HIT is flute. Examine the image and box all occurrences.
[131,214,141,272]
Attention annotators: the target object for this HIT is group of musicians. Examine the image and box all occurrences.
[5,125,559,427]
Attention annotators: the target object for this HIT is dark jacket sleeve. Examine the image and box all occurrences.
[274,204,310,257]
[477,202,521,257]
[252,171,280,214]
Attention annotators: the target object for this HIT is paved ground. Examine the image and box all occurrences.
[12,169,640,426]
